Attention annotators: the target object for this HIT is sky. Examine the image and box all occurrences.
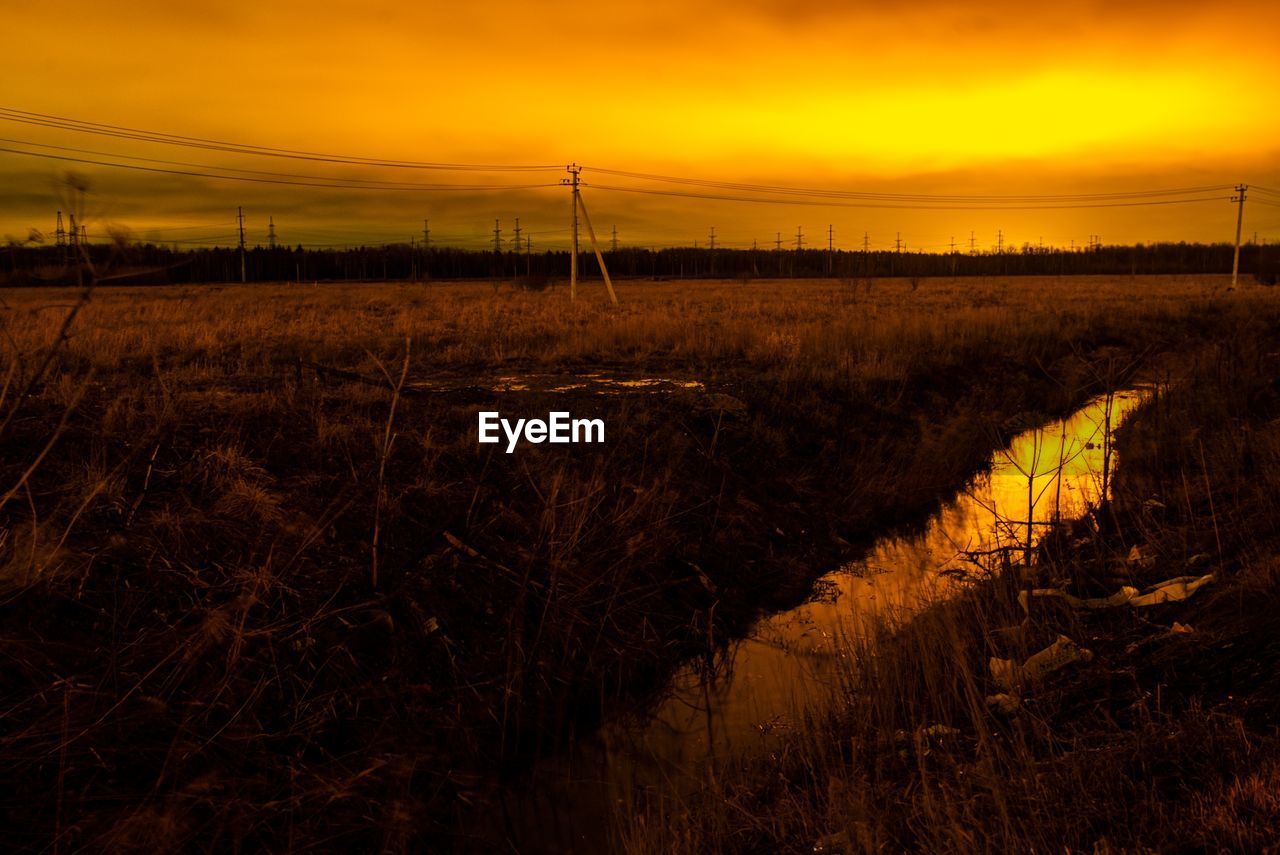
[2,0,1279,251]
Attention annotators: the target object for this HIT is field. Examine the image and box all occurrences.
[1,275,1277,851]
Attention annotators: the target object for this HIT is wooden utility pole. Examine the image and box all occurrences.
[1232,184,1248,287]
[562,164,617,304]
[564,164,581,300]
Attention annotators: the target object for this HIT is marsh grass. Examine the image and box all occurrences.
[619,312,1280,854]
[0,275,1276,850]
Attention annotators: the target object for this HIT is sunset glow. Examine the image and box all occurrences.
[3,0,1278,248]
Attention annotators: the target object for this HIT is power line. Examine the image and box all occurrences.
[0,106,561,171]
[585,182,1234,210]
[0,144,558,192]
[584,165,1235,203]
[0,136,556,190]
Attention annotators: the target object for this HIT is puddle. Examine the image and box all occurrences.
[474,389,1146,852]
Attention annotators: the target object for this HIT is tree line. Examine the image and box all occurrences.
[2,239,1276,286]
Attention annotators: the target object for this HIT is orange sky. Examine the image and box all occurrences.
[3,0,1279,250]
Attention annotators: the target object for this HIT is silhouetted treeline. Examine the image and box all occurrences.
[3,239,1277,286]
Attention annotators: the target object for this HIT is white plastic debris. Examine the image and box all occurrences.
[1019,573,1214,613]
[989,634,1093,691]
[1127,574,1215,606]
[1019,586,1138,613]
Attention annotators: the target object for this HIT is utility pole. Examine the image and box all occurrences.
[561,163,617,304]
[1232,184,1248,287]
[268,216,277,250]
[564,164,581,300]
[237,206,247,283]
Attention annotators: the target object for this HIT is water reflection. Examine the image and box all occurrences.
[497,390,1144,852]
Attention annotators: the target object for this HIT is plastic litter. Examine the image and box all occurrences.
[989,634,1093,691]
[1127,574,1215,606]
[1018,573,1214,613]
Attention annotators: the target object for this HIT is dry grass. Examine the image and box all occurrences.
[620,309,1280,854]
[0,274,1276,851]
